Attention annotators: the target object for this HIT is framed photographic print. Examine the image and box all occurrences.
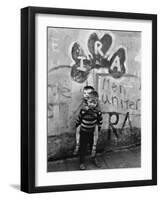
[21,6,157,193]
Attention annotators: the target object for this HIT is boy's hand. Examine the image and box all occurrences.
[73,144,79,155]
[91,145,96,157]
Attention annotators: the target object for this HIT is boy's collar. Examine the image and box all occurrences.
[88,107,97,111]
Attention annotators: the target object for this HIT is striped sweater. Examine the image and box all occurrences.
[76,108,103,132]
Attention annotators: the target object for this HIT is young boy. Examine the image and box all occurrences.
[75,91,103,170]
[82,85,95,108]
[73,85,95,155]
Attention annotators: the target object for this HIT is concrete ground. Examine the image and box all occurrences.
[47,146,141,172]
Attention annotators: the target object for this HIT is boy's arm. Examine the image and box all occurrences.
[91,111,103,157]
[73,109,84,155]
[91,125,99,157]
[93,125,99,146]
[97,111,103,132]
[75,125,80,145]
[73,125,80,155]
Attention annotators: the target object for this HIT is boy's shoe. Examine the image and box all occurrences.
[80,163,86,170]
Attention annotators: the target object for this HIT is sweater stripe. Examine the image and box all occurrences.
[81,123,96,129]
[82,119,97,125]
[76,108,102,132]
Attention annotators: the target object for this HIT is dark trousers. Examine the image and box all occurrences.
[79,131,94,164]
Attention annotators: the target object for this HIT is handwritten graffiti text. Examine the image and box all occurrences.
[71,32,126,83]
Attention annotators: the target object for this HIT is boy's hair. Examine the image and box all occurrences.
[83,85,94,91]
[88,90,99,99]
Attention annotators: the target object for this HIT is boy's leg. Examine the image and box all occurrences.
[90,128,101,168]
[79,132,88,167]
[89,132,94,153]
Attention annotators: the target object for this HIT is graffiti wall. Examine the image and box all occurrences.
[97,74,141,129]
[47,27,141,137]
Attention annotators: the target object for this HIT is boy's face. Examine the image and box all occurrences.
[83,89,93,100]
[87,98,97,109]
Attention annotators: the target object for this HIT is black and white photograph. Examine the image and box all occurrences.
[20,6,157,193]
[47,27,141,172]
[0,0,160,198]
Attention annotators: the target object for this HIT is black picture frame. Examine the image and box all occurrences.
[21,6,157,193]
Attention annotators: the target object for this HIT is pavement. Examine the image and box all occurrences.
[47,146,141,172]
